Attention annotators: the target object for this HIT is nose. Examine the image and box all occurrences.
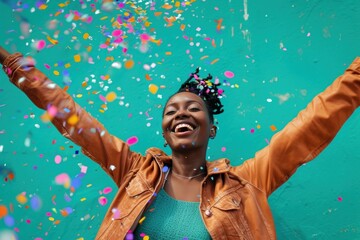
[175,108,189,119]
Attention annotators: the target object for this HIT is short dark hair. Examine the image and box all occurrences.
[163,68,224,123]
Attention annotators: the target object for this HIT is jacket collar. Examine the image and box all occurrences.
[146,147,231,174]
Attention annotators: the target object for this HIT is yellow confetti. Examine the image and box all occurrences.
[53,70,60,76]
[39,4,48,10]
[106,92,117,102]
[149,84,159,94]
[40,112,52,123]
[16,194,27,204]
[143,236,149,240]
[67,114,79,125]
[74,54,81,62]
[64,63,71,68]
[139,216,146,224]
[76,94,83,98]
[46,35,58,45]
[48,217,55,221]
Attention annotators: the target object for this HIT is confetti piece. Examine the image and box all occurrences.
[54,155,62,164]
[98,196,108,206]
[36,40,46,51]
[67,114,79,125]
[16,193,27,204]
[74,54,81,62]
[106,92,117,102]
[224,71,235,78]
[149,84,159,94]
[0,205,8,219]
[111,62,122,69]
[83,33,89,39]
[139,216,146,224]
[270,125,277,131]
[30,195,42,211]
[55,173,71,188]
[3,215,15,227]
[126,136,138,146]
[124,59,134,69]
[162,166,169,172]
[103,187,112,194]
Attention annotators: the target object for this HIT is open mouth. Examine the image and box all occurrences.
[172,123,196,133]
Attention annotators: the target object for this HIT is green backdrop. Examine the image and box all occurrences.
[1,0,360,239]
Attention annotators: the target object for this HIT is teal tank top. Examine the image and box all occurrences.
[133,189,211,239]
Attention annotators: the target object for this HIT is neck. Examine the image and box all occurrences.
[170,148,207,176]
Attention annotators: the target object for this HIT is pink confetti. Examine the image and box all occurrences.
[224,71,235,78]
[55,173,70,185]
[54,155,62,164]
[221,147,226,152]
[112,29,123,37]
[126,136,138,146]
[103,187,112,194]
[338,196,343,201]
[36,40,46,51]
[98,196,108,206]
[250,128,255,133]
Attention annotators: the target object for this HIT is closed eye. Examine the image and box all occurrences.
[189,107,201,112]
[165,110,176,116]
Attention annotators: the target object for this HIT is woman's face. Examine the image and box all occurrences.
[162,92,214,151]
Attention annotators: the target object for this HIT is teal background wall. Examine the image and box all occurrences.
[1,0,360,239]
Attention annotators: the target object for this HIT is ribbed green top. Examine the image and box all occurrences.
[133,189,211,239]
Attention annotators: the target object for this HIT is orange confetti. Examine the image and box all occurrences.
[210,58,220,64]
[165,52,172,55]
[54,220,61,225]
[180,24,186,31]
[145,74,152,81]
[162,4,173,9]
[200,55,209,60]
[215,18,223,31]
[83,33,89,39]
[154,12,162,17]
[0,205,8,219]
[124,59,135,69]
[175,1,181,7]
[211,39,216,48]
[270,125,277,131]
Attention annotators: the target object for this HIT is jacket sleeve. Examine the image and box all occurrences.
[237,57,360,196]
[2,53,143,187]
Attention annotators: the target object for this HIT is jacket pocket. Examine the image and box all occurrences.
[119,174,152,219]
[212,192,253,239]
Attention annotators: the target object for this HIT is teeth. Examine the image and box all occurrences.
[174,123,194,133]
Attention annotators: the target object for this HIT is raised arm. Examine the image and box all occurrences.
[1,47,143,186]
[237,58,360,196]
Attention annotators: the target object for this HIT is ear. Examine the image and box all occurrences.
[209,125,217,139]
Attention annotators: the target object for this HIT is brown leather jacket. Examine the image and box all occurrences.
[3,54,360,239]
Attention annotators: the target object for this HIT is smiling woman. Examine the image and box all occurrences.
[2,43,360,239]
